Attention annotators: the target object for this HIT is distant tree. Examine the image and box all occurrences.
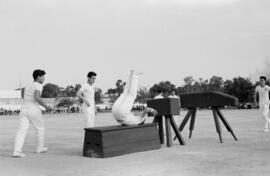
[224,77,254,103]
[106,88,118,103]
[42,83,59,98]
[192,81,203,93]
[59,84,82,97]
[65,85,77,97]
[106,79,126,103]
[183,76,195,93]
[56,98,75,108]
[223,80,233,95]
[107,88,117,94]
[209,76,224,91]
[176,86,186,95]
[115,79,125,96]
[199,78,210,92]
[149,81,176,97]
[75,84,81,92]
[136,87,150,103]
[149,84,160,98]
[95,88,103,104]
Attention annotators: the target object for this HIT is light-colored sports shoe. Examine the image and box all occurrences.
[36,147,48,153]
[12,152,26,158]
[263,128,269,132]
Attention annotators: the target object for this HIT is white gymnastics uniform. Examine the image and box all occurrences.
[79,83,95,128]
[255,85,270,128]
[14,82,45,153]
[112,71,145,125]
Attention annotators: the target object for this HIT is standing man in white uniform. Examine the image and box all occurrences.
[77,71,97,128]
[13,69,52,157]
[254,76,270,132]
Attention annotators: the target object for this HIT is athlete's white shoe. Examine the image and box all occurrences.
[37,147,48,153]
[12,152,26,158]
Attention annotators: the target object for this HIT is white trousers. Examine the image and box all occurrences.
[14,106,45,153]
[112,71,145,125]
[83,106,95,128]
[259,103,270,129]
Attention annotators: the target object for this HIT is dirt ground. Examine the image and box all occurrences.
[1,109,270,176]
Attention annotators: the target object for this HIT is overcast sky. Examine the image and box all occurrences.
[0,0,269,92]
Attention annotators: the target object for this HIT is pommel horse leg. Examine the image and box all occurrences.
[173,108,195,140]
[179,109,193,131]
[165,116,172,147]
[212,108,223,143]
[216,109,238,141]
[189,109,197,139]
[153,116,164,144]
[170,116,185,145]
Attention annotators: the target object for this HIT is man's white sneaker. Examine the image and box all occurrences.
[264,128,269,132]
[12,152,26,158]
[37,147,48,153]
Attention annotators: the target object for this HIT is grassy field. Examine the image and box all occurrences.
[1,109,270,176]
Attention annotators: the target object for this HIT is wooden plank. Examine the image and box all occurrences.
[102,127,159,147]
[103,140,161,157]
[85,123,157,132]
[84,131,102,143]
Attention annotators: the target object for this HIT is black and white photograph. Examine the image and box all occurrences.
[0,0,270,175]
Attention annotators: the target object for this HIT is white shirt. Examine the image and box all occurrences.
[255,85,270,105]
[79,83,95,109]
[168,95,179,98]
[23,82,43,107]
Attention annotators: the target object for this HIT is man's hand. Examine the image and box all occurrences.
[152,109,158,116]
[146,108,158,116]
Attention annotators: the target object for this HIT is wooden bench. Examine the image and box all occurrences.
[83,123,161,158]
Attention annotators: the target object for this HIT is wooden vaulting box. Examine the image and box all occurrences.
[83,123,161,158]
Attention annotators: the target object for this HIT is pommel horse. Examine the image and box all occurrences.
[175,91,238,143]
[147,98,185,147]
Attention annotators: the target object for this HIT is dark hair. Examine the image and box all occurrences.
[170,89,176,93]
[87,71,97,78]
[260,76,267,81]
[155,87,162,94]
[33,69,46,80]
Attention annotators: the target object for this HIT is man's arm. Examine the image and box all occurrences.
[140,107,158,117]
[76,90,90,107]
[34,90,52,110]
